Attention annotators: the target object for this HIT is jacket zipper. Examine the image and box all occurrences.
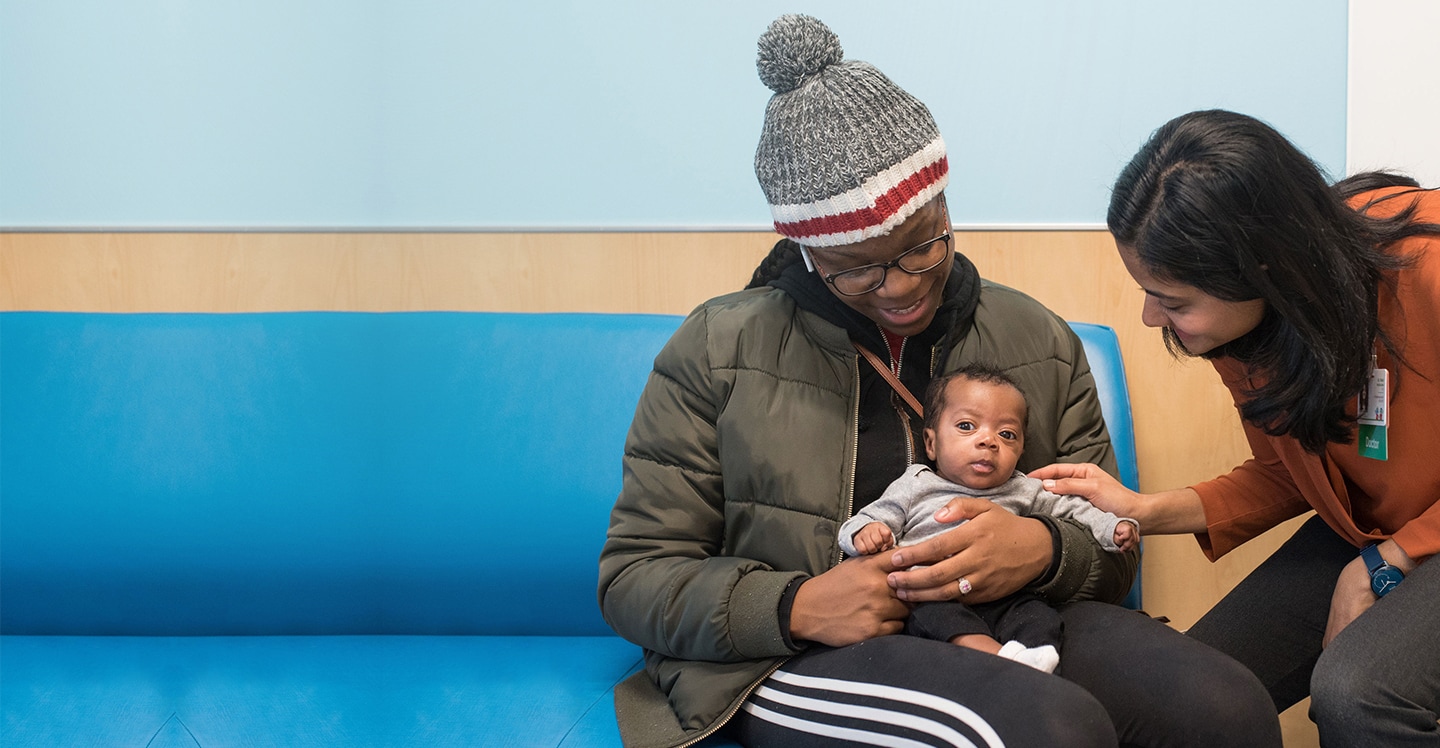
[672,659,787,748]
[678,352,863,747]
[840,350,862,564]
[899,406,915,465]
[883,325,916,465]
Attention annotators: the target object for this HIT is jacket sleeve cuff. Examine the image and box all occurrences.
[1026,515,1093,603]
[728,570,808,658]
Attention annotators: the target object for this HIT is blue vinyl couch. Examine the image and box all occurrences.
[0,311,1139,747]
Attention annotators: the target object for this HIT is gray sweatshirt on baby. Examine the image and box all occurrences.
[838,463,1137,556]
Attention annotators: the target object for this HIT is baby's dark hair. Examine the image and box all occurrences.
[923,364,1029,433]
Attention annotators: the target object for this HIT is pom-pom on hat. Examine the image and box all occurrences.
[754,14,948,248]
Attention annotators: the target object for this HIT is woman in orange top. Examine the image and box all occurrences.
[1034,109,1440,745]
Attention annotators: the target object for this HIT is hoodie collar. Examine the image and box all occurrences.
[771,253,981,364]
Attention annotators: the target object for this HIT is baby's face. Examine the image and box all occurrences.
[923,378,1026,490]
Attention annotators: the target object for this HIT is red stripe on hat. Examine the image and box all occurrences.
[774,157,948,240]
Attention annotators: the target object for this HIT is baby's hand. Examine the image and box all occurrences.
[852,522,895,555]
[1113,520,1138,552]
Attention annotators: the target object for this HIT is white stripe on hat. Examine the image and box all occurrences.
[770,137,947,223]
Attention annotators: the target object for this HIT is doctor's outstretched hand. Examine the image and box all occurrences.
[1029,462,1209,535]
[1029,463,1139,517]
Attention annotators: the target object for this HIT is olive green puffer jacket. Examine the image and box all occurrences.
[599,280,1136,748]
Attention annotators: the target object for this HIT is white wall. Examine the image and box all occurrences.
[1347,0,1440,186]
[0,1,1349,228]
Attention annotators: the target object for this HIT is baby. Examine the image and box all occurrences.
[839,364,1138,673]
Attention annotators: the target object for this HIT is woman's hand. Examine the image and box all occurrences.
[790,552,909,647]
[1029,462,1141,518]
[885,498,1051,603]
[1324,557,1377,648]
[1324,540,1418,647]
[1028,462,1208,535]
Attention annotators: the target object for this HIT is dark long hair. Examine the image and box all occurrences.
[1107,109,1437,453]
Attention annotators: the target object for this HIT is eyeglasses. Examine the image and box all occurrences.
[807,198,953,297]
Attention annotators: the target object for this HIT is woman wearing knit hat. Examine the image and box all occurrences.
[600,15,1279,747]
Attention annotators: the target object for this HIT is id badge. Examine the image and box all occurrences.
[1357,366,1389,461]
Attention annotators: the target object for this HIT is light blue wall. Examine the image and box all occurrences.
[0,1,1347,228]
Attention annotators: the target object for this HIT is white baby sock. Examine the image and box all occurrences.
[996,640,1060,673]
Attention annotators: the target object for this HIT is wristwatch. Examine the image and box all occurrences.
[1361,544,1405,597]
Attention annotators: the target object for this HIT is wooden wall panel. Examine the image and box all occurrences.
[0,232,780,314]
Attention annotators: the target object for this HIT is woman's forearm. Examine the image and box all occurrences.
[1135,487,1208,535]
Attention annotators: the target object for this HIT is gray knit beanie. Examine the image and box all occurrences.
[754,14,948,247]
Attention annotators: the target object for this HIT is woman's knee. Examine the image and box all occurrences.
[1172,650,1283,747]
[1060,603,1281,746]
[1309,645,1437,743]
[1309,652,1363,735]
[1028,691,1117,748]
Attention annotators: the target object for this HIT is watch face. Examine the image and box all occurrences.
[1372,567,1405,597]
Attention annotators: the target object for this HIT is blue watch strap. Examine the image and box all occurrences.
[1361,543,1386,573]
[1361,544,1405,597]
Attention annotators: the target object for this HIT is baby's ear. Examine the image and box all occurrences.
[922,428,937,460]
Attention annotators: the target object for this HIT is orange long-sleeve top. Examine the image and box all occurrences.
[1192,187,1440,562]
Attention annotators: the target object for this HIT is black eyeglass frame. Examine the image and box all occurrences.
[809,197,953,297]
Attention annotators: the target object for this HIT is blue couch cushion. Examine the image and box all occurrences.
[1,635,647,748]
[0,312,683,636]
[1069,322,1142,610]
